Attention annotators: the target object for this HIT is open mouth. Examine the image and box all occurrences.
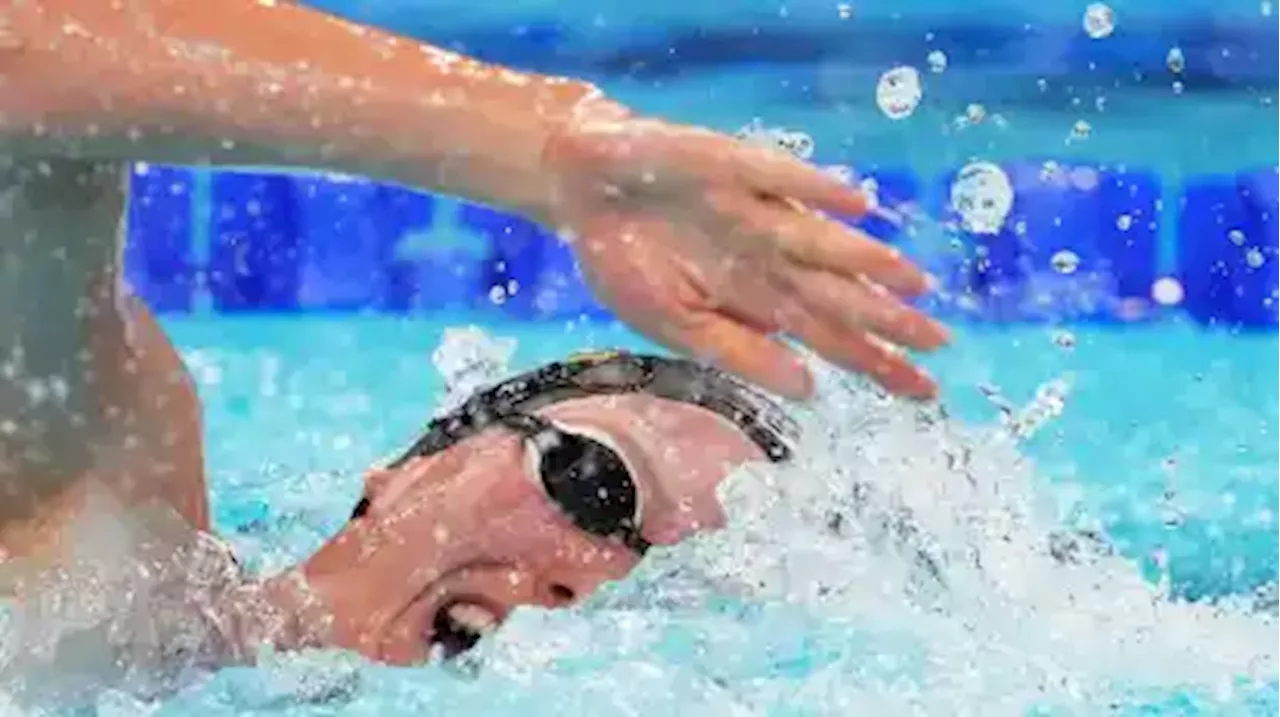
[428,599,505,661]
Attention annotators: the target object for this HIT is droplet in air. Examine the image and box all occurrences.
[876,66,923,120]
[927,50,948,73]
[1228,228,1246,245]
[1166,47,1186,73]
[949,162,1014,235]
[1151,277,1184,306]
[1245,247,1266,269]
[1083,3,1115,39]
[1050,249,1080,274]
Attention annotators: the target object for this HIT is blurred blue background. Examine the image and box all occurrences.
[123,0,1278,329]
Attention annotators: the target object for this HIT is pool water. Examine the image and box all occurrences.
[115,314,1277,716]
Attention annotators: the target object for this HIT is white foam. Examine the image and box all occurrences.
[470,356,1276,712]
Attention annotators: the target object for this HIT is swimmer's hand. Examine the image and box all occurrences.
[538,106,950,401]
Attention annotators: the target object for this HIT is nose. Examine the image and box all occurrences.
[527,529,640,607]
[536,563,632,607]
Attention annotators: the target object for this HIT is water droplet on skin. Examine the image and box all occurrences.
[1050,250,1080,274]
[1083,3,1116,39]
[876,66,923,120]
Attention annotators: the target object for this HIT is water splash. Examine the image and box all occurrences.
[431,325,518,414]
[463,358,1276,714]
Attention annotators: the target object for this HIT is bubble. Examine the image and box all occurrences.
[1227,228,1246,245]
[927,50,948,73]
[1116,214,1133,231]
[1166,47,1186,73]
[1050,249,1080,274]
[1245,247,1266,268]
[837,3,853,19]
[1052,331,1077,349]
[1069,120,1092,141]
[876,66,923,120]
[488,284,508,305]
[1151,277,1185,305]
[1083,3,1115,39]
[1263,0,1273,16]
[965,103,987,124]
[949,162,1014,235]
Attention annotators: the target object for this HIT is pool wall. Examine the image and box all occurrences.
[121,3,1279,330]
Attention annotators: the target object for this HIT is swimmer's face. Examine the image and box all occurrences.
[301,394,766,665]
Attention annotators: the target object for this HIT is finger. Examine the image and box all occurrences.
[675,132,870,217]
[783,307,939,400]
[727,142,871,217]
[735,197,931,297]
[647,310,814,400]
[787,268,950,351]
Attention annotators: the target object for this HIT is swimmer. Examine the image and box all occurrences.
[0,0,949,698]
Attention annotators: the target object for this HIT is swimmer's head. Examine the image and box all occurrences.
[297,352,796,665]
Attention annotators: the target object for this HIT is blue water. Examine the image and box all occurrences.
[128,314,1277,715]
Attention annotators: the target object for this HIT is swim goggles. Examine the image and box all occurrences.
[350,350,799,555]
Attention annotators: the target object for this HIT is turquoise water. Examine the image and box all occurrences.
[123,314,1277,715]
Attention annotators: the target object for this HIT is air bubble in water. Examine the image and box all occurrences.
[949,162,1014,235]
[1116,214,1133,231]
[1070,120,1092,141]
[1166,47,1186,73]
[1052,330,1076,349]
[1050,249,1080,274]
[876,66,923,120]
[1151,276,1185,305]
[1245,247,1265,268]
[1228,228,1246,245]
[1083,3,1115,39]
[837,3,853,19]
[488,284,507,305]
[927,50,948,73]
[1172,81,1184,95]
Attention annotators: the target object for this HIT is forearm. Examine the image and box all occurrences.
[0,1,614,217]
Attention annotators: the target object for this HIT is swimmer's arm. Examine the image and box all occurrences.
[0,1,620,219]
